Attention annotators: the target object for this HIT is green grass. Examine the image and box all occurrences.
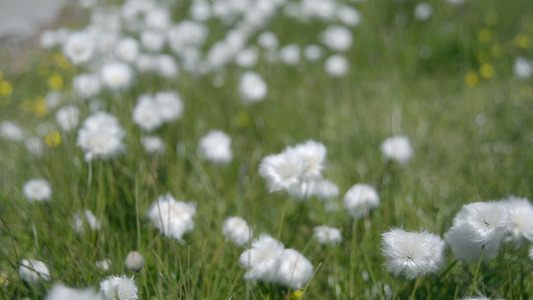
[1,0,533,299]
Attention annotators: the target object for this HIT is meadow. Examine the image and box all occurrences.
[0,0,533,299]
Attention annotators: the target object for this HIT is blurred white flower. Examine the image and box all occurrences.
[259,150,307,193]
[154,91,184,122]
[235,47,259,68]
[380,135,414,164]
[498,196,533,247]
[314,226,342,246]
[445,202,511,263]
[100,62,134,91]
[1,121,25,141]
[239,234,285,282]
[133,95,163,131]
[136,54,156,73]
[45,284,104,300]
[25,137,45,156]
[62,31,95,65]
[140,30,166,52]
[168,21,209,54]
[223,216,253,246]
[77,111,126,162]
[96,259,112,272]
[55,106,80,132]
[513,57,533,79]
[279,44,301,66]
[74,209,101,233]
[274,249,314,289]
[141,135,166,155]
[304,44,323,61]
[320,26,353,52]
[382,228,445,279]
[325,54,349,77]
[73,74,101,99]
[100,275,138,300]
[125,251,145,272]
[289,140,327,181]
[19,259,50,284]
[45,91,63,110]
[114,37,140,63]
[23,179,52,202]
[147,193,196,241]
[190,0,211,21]
[257,31,279,50]
[343,184,380,219]
[145,7,171,31]
[314,179,340,200]
[154,54,179,78]
[239,71,268,103]
[414,3,432,21]
[336,5,362,27]
[198,130,233,164]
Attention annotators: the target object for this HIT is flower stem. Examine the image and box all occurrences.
[469,245,485,297]
[409,277,420,300]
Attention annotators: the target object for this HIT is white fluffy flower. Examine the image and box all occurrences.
[239,71,268,103]
[514,57,533,79]
[198,130,233,164]
[223,216,253,246]
[100,62,134,91]
[239,234,285,282]
[96,259,112,272]
[314,179,340,200]
[343,184,380,219]
[314,226,342,246]
[147,193,196,241]
[154,54,179,78]
[167,21,209,53]
[100,275,138,300]
[382,228,446,279]
[414,3,433,21]
[114,37,140,63]
[325,54,349,77]
[23,179,52,202]
[45,284,104,300]
[55,105,80,132]
[154,91,184,122]
[73,73,101,99]
[125,251,145,272]
[336,5,361,27]
[499,196,533,246]
[62,31,95,65]
[259,150,307,193]
[1,121,25,141]
[303,44,323,61]
[19,259,51,284]
[274,249,314,289]
[25,137,45,156]
[235,47,259,68]
[380,135,414,164]
[141,135,166,155]
[74,209,101,233]
[133,95,163,132]
[445,202,511,263]
[279,44,300,66]
[320,26,353,52]
[257,31,279,50]
[140,30,166,52]
[76,111,126,162]
[289,140,327,180]
[190,0,211,21]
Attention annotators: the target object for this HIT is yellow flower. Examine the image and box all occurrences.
[476,52,489,64]
[290,290,303,300]
[479,64,495,78]
[45,131,62,148]
[48,74,64,90]
[515,35,532,49]
[478,29,493,43]
[465,71,479,86]
[33,97,48,117]
[237,111,250,127]
[0,81,13,97]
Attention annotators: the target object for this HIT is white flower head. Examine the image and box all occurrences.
[257,31,279,50]
[190,0,211,21]
[239,234,285,282]
[19,259,51,284]
[147,193,196,241]
[141,135,166,155]
[289,140,327,181]
[235,47,259,68]
[382,228,446,279]
[100,275,138,300]
[445,202,511,263]
[125,251,145,272]
[239,71,268,104]
[279,44,300,66]
[76,112,126,162]
[1,121,25,141]
[114,37,140,63]
[198,130,233,164]
[133,94,163,132]
[314,226,342,246]
[140,30,166,52]
[274,249,314,289]
[259,150,307,193]
[73,209,101,233]
[380,135,414,164]
[343,184,380,219]
[73,73,101,99]
[23,179,52,202]
[100,62,134,91]
[414,3,433,21]
[45,284,104,300]
[499,196,533,246]
[514,57,533,79]
[336,5,362,27]
[96,259,112,272]
[154,91,184,122]
[55,105,80,132]
[320,25,353,52]
[314,179,340,200]
[154,54,179,78]
[304,44,324,61]
[223,216,253,246]
[25,137,45,157]
[62,31,95,65]
[325,54,349,77]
